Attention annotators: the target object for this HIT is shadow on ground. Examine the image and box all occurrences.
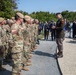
[34,50,57,59]
[0,69,12,75]
[40,39,54,41]
[66,40,76,44]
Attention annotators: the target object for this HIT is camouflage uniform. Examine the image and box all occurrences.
[23,23,31,57]
[32,24,36,49]
[11,23,24,75]
[34,19,39,44]
[21,23,28,66]
[34,23,38,47]
[35,24,39,42]
[0,18,7,70]
[3,24,12,61]
[33,24,36,44]
[28,24,33,51]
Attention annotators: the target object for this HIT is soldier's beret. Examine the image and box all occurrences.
[16,12,24,19]
[0,17,5,23]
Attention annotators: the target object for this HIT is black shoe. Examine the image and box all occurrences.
[57,54,63,58]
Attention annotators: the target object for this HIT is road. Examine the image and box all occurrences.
[0,40,61,75]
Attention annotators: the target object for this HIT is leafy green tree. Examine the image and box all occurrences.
[0,0,18,18]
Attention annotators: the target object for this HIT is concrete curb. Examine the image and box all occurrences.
[56,47,63,75]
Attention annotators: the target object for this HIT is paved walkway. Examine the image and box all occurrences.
[58,38,76,75]
[0,40,61,75]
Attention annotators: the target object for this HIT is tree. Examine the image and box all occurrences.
[62,10,76,22]
[0,0,18,18]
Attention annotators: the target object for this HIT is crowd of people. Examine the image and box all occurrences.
[0,12,76,75]
[0,12,39,75]
[38,18,76,40]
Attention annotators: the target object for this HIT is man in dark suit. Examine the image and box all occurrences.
[52,13,65,58]
[72,20,76,38]
[50,20,56,41]
[44,22,49,40]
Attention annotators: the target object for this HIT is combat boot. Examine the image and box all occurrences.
[34,45,38,49]
[27,59,31,63]
[17,73,21,75]
[57,51,63,58]
[22,66,29,71]
[26,63,32,66]
[28,55,32,59]
[12,73,22,75]
[0,65,6,71]
[29,54,32,58]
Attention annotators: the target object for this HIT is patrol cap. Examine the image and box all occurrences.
[16,12,24,19]
[0,17,5,23]
[9,19,14,24]
[35,19,38,22]
[24,15,31,21]
[30,18,34,22]
[34,19,39,23]
[4,20,6,23]
[11,17,15,20]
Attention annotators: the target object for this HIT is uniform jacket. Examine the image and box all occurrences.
[56,18,65,38]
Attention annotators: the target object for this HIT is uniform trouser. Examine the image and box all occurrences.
[12,52,22,74]
[0,58,3,67]
[11,40,24,75]
[0,45,5,66]
[6,44,12,60]
[31,36,34,49]
[44,31,49,39]
[73,31,76,38]
[34,37,37,46]
[56,38,64,52]
[22,51,27,66]
[23,46,31,60]
[51,30,55,40]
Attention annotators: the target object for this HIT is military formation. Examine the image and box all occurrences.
[0,12,39,75]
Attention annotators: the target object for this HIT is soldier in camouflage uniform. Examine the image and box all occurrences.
[33,19,39,49]
[30,18,37,51]
[27,18,34,52]
[0,17,6,71]
[31,18,36,48]
[11,12,24,75]
[22,15,32,64]
[5,19,15,62]
[34,19,39,45]
[21,19,31,71]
